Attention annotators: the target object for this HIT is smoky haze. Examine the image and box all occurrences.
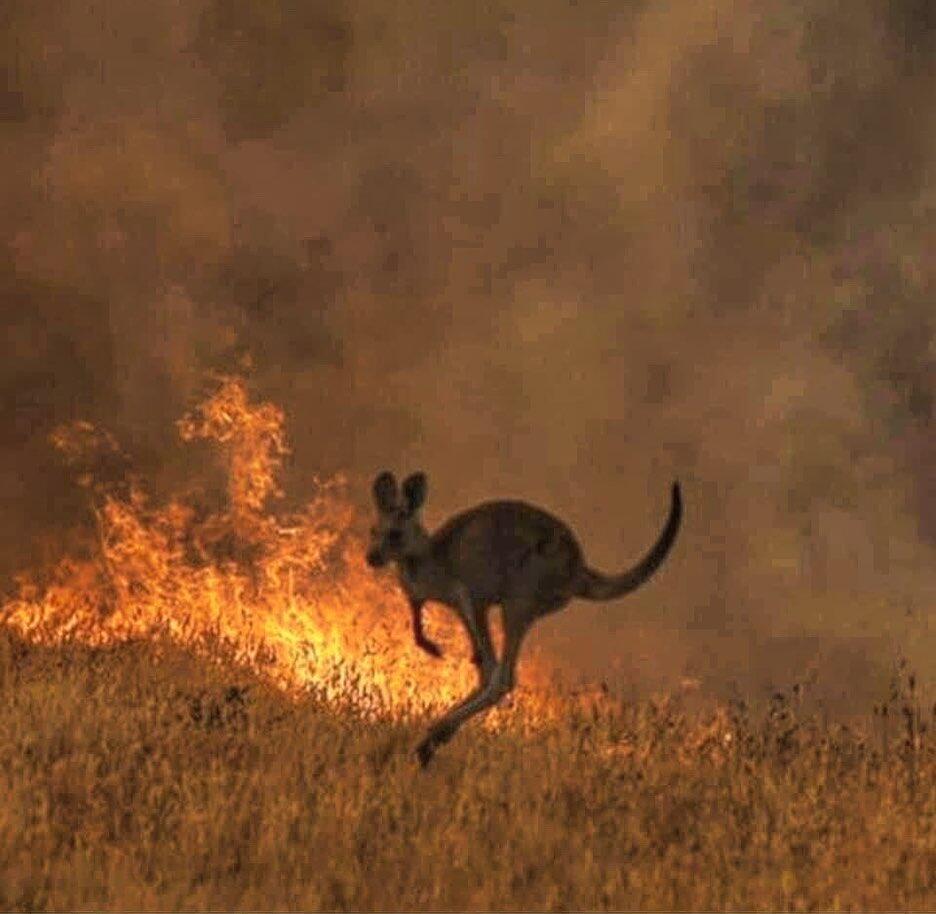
[2,0,934,711]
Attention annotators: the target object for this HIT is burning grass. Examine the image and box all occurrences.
[0,376,932,910]
[1,376,554,721]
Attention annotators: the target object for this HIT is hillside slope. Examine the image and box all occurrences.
[0,629,931,911]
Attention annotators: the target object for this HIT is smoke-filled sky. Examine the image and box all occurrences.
[2,0,934,710]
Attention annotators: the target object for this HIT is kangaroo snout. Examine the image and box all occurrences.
[365,548,387,568]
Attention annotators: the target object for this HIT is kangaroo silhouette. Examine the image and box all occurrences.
[365,470,682,766]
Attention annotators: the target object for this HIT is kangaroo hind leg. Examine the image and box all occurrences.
[467,602,497,680]
[453,585,497,682]
[490,599,539,694]
[416,602,537,767]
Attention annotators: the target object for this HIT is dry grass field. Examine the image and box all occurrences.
[3,2,936,909]
[0,377,931,912]
[0,626,932,912]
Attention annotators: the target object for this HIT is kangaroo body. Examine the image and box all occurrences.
[402,501,582,608]
[365,471,682,766]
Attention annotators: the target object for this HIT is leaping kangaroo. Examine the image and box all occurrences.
[365,471,683,766]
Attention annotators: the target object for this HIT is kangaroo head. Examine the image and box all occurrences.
[365,470,428,568]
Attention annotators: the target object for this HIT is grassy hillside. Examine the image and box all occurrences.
[0,628,931,912]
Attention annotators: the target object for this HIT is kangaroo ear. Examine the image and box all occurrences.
[372,471,399,512]
[402,472,427,513]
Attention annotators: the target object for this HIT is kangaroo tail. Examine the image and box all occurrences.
[574,481,682,601]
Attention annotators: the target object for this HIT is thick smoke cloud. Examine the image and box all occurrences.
[2,0,933,710]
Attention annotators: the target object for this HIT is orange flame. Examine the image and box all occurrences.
[2,377,559,724]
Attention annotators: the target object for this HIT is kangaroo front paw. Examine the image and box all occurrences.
[416,638,443,659]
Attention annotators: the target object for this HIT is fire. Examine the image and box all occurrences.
[1,377,558,724]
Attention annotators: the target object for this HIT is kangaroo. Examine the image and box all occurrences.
[365,470,683,766]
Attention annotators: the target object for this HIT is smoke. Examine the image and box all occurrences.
[2,0,933,710]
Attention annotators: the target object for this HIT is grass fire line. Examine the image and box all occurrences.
[0,377,931,911]
[1,376,558,723]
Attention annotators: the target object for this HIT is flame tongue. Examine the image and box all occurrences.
[1,377,554,723]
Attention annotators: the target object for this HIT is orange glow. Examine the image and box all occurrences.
[1,377,561,725]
